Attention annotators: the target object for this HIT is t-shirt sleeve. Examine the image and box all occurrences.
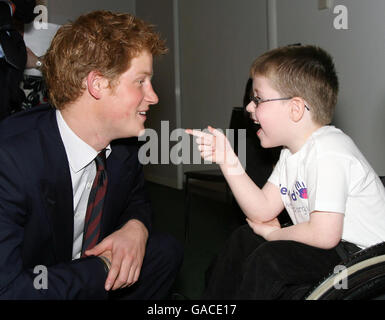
[267,149,285,187]
[307,153,350,214]
[268,162,280,187]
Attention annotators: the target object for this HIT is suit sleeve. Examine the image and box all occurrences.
[0,147,108,299]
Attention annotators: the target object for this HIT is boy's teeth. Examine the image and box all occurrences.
[138,111,146,115]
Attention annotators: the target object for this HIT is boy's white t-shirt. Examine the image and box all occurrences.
[268,125,385,249]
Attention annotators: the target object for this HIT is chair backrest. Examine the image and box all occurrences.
[228,107,246,156]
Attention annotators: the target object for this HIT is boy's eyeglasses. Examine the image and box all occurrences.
[249,95,310,111]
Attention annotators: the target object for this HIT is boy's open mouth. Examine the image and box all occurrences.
[250,119,261,132]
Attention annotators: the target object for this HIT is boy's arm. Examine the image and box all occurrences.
[186,127,284,222]
[221,166,284,222]
[249,211,344,249]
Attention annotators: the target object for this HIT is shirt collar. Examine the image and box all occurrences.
[56,110,111,173]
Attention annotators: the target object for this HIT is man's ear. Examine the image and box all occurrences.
[86,71,109,99]
[289,97,307,122]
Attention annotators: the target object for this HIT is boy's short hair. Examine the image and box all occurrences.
[42,10,168,110]
[250,45,339,125]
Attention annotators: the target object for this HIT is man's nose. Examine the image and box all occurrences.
[146,84,159,105]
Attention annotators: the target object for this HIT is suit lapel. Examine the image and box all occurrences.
[39,110,74,262]
[38,111,136,260]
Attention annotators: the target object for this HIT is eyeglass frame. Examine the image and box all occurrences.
[249,95,310,111]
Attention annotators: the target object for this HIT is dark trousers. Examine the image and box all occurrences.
[108,232,183,300]
[203,224,360,300]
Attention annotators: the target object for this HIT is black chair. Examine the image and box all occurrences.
[305,176,385,300]
[184,170,230,241]
[183,107,244,242]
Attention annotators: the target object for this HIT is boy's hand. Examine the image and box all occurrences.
[185,126,238,166]
[246,217,281,239]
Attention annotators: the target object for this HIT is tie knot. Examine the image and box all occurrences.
[95,149,107,171]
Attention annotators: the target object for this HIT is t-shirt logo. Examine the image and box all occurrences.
[280,180,308,200]
[296,181,308,199]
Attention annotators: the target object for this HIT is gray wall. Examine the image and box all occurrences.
[138,0,269,188]
[177,0,268,176]
[179,0,267,130]
[136,0,181,188]
[276,0,385,174]
[47,0,135,24]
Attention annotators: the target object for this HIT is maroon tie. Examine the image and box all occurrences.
[81,149,108,256]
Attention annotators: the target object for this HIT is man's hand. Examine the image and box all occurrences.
[84,219,148,291]
[246,217,281,239]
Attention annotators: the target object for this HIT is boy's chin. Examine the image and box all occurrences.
[259,139,279,149]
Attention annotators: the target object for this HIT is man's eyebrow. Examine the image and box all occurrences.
[138,71,153,77]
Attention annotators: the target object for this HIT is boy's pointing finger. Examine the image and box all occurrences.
[185,129,211,139]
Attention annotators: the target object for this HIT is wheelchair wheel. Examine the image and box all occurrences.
[306,242,385,300]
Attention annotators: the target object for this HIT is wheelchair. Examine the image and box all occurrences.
[305,241,385,299]
[305,176,385,300]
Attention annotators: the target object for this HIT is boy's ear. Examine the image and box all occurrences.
[289,97,307,122]
[85,71,109,100]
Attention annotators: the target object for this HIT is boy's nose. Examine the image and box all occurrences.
[246,101,255,113]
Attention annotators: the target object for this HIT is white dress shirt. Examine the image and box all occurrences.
[56,110,111,259]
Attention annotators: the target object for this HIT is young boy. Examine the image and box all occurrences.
[186,45,385,299]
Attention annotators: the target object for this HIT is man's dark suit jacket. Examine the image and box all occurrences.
[0,104,153,299]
